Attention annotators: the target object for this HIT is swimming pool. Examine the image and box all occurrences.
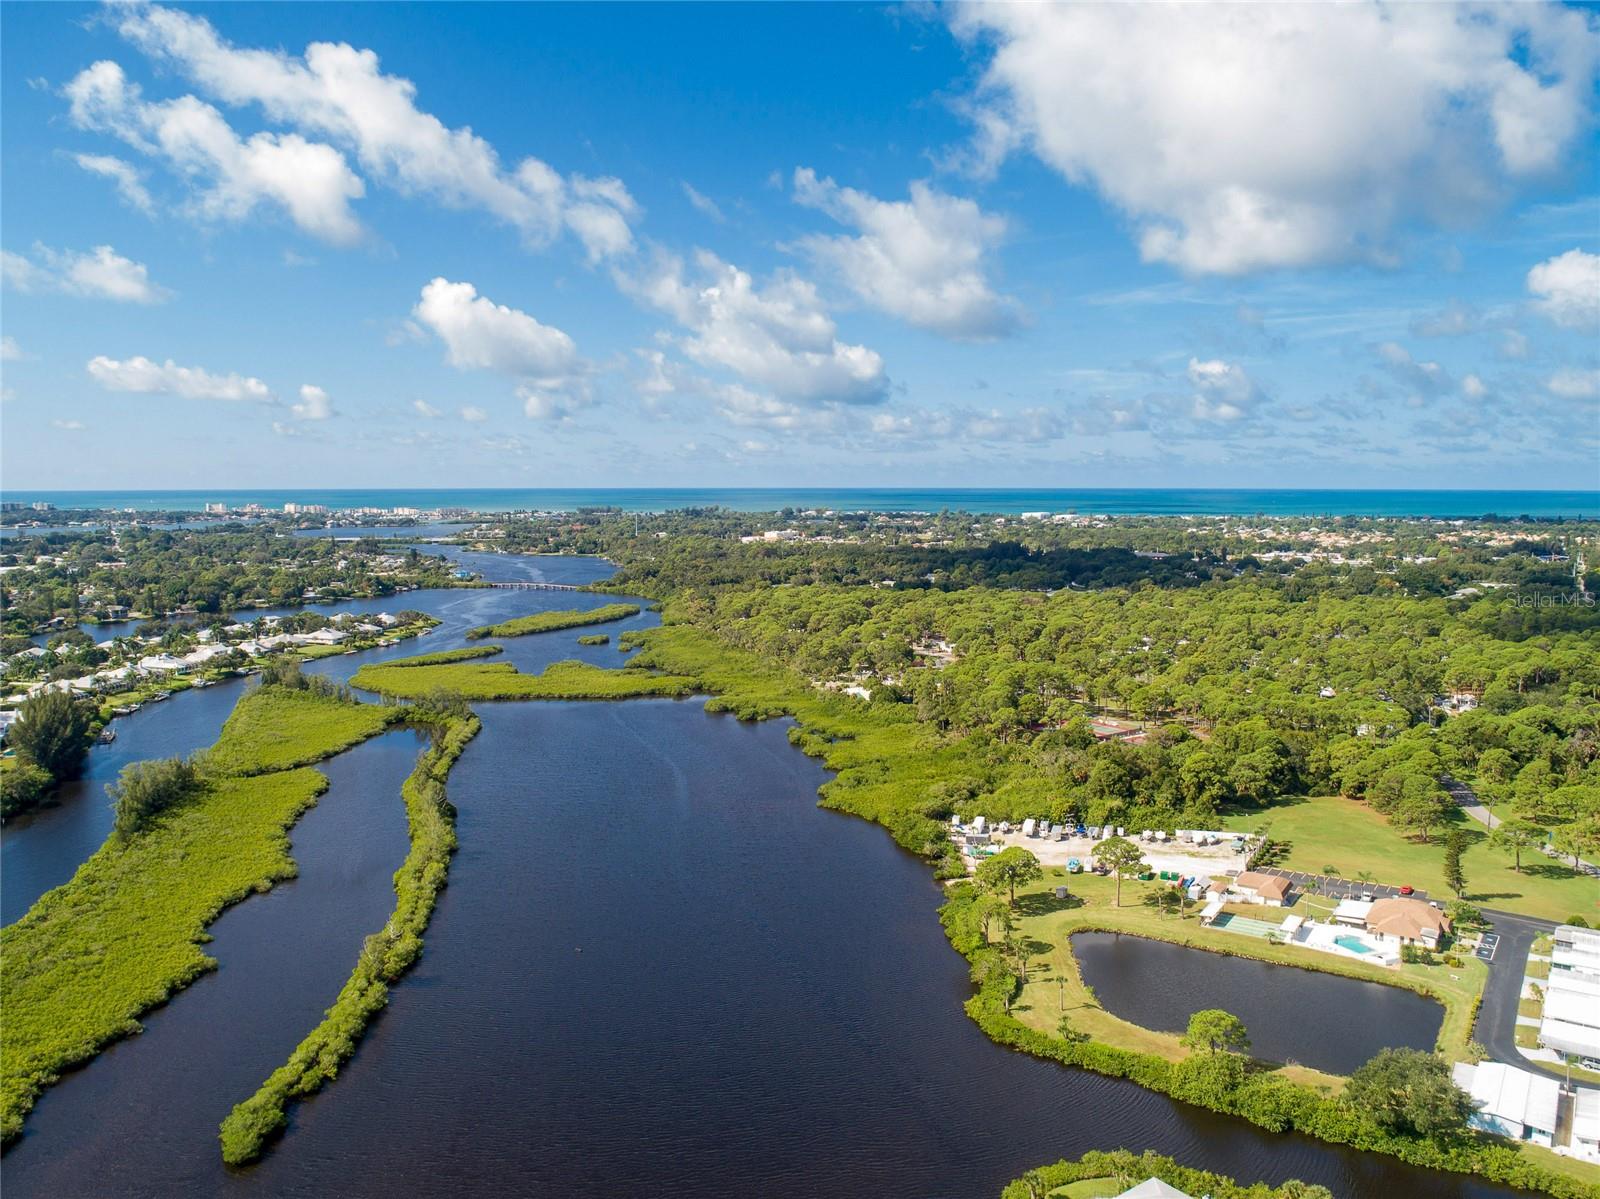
[1334,935,1375,955]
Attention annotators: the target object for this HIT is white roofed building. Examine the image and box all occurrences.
[1539,925,1600,1061]
[1451,1061,1560,1147]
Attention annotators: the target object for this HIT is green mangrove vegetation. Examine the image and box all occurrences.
[1002,1149,1337,1199]
[204,681,402,777]
[576,633,610,645]
[0,766,328,1142]
[464,602,640,640]
[218,706,480,1165]
[351,656,697,701]
[0,681,401,1144]
[371,645,504,668]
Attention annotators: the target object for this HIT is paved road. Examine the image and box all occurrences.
[1472,907,1552,1071]
[1442,775,1598,875]
[1443,775,1500,831]
[1255,863,1571,1080]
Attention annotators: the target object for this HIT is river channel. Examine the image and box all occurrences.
[0,551,1536,1199]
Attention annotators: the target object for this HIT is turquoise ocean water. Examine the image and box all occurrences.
[6,487,1598,518]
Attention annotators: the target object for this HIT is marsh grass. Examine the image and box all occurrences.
[465,602,639,640]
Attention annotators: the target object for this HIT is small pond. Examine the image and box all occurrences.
[1071,931,1443,1075]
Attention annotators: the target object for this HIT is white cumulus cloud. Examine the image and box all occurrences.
[1527,249,1600,332]
[412,278,588,420]
[66,59,365,245]
[87,354,272,401]
[291,384,334,419]
[2,244,170,303]
[104,3,638,260]
[951,3,1600,274]
[792,168,1018,340]
[618,248,887,406]
[413,277,578,377]
[1187,358,1262,423]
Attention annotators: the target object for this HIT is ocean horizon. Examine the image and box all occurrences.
[5,487,1598,519]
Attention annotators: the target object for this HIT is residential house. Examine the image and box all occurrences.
[1223,871,1292,907]
[1450,1061,1560,1147]
[1115,1181,1196,1199]
[1363,897,1450,948]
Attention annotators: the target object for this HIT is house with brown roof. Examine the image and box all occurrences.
[1364,896,1451,948]
[1223,870,1292,907]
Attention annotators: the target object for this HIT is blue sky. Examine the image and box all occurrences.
[2,1,1597,491]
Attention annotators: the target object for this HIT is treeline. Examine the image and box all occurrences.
[1,527,457,634]
[0,691,98,818]
[488,508,1599,614]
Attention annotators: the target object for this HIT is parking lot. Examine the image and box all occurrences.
[981,828,1251,879]
[1248,866,1432,907]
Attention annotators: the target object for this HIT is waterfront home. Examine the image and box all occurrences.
[1222,871,1291,906]
[1450,1061,1560,1147]
[1363,897,1450,948]
[1115,1181,1195,1199]
[1539,924,1600,1061]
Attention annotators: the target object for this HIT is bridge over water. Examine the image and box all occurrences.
[483,581,582,591]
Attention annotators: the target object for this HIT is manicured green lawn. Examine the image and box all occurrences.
[1221,795,1597,924]
[1051,1181,1125,1198]
[1006,868,1485,1083]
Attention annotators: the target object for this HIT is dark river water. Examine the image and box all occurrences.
[1071,932,1444,1075]
[0,553,1532,1199]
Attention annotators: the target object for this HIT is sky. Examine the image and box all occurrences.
[1,0,1598,492]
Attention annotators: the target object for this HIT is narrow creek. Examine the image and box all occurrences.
[2,726,426,1195]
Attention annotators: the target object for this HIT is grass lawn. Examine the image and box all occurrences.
[1051,1181,1125,1198]
[1527,959,1551,980]
[1220,795,1597,925]
[1004,869,1486,1087]
[1520,998,1543,1019]
[1516,1025,1540,1048]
